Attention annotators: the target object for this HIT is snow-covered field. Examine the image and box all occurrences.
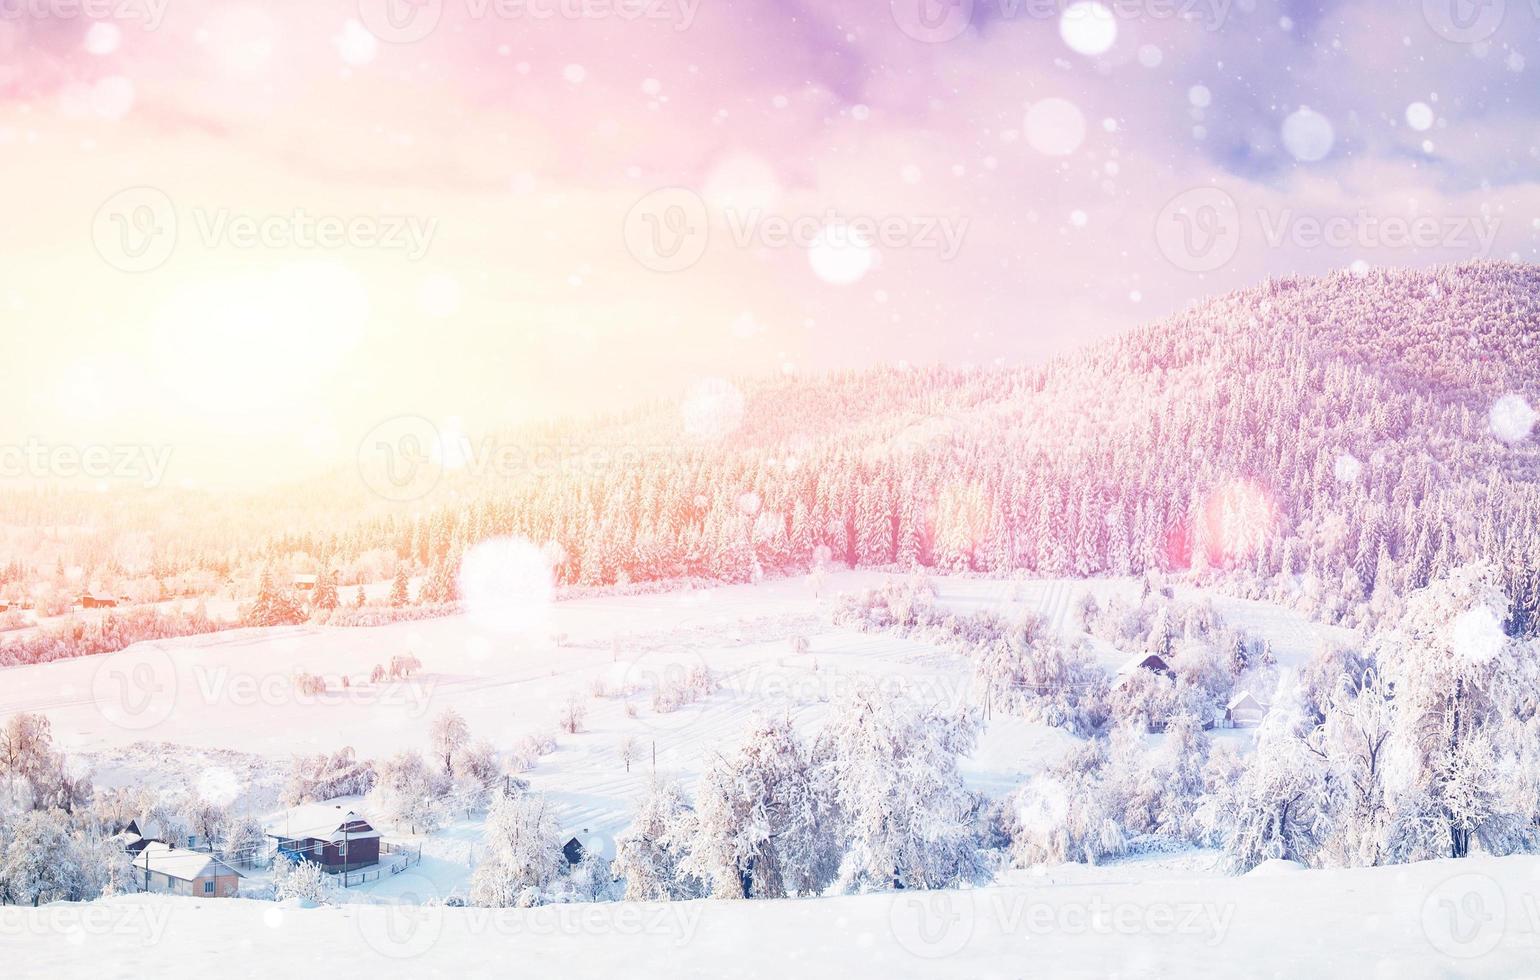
[5,570,1429,976]
[2,573,1354,898]
[6,856,1537,978]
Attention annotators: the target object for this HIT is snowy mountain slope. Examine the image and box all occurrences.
[8,262,1540,648]
[308,261,1540,633]
[10,855,1538,979]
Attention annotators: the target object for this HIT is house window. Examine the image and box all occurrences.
[204,881,215,894]
[338,843,348,858]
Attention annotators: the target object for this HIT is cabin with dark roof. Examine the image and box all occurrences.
[265,804,381,873]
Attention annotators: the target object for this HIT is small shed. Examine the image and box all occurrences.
[265,804,381,873]
[134,843,242,897]
[80,594,118,609]
[1225,691,1269,728]
[1112,652,1174,689]
[561,827,613,866]
[291,574,319,592]
[122,817,167,855]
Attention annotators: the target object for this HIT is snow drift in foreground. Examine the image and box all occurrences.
[8,856,1538,979]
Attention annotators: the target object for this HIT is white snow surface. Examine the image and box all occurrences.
[7,856,1538,978]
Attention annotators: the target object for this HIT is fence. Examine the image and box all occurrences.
[337,841,422,888]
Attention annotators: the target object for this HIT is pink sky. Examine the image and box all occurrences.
[3,0,1538,484]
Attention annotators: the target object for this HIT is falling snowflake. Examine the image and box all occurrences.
[1489,394,1537,445]
[416,274,461,319]
[1015,775,1070,836]
[1450,606,1505,665]
[458,537,555,638]
[1405,102,1434,131]
[91,76,135,121]
[1058,1,1116,57]
[808,224,875,285]
[336,20,378,67]
[682,378,745,441]
[1281,107,1334,162]
[83,22,121,55]
[1023,98,1086,157]
[1333,452,1361,483]
[196,766,242,806]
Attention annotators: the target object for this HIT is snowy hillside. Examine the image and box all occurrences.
[7,262,1540,669]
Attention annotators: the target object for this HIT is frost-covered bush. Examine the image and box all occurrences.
[0,606,236,668]
[0,810,127,906]
[649,665,716,715]
[281,747,376,806]
[558,693,587,735]
[273,856,334,904]
[367,750,442,834]
[507,733,557,773]
[292,672,328,697]
[997,742,1126,867]
[974,631,1108,736]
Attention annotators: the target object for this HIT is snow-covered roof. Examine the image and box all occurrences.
[1115,652,1169,675]
[292,574,318,585]
[265,804,380,843]
[1227,691,1267,710]
[126,817,166,841]
[134,843,242,881]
